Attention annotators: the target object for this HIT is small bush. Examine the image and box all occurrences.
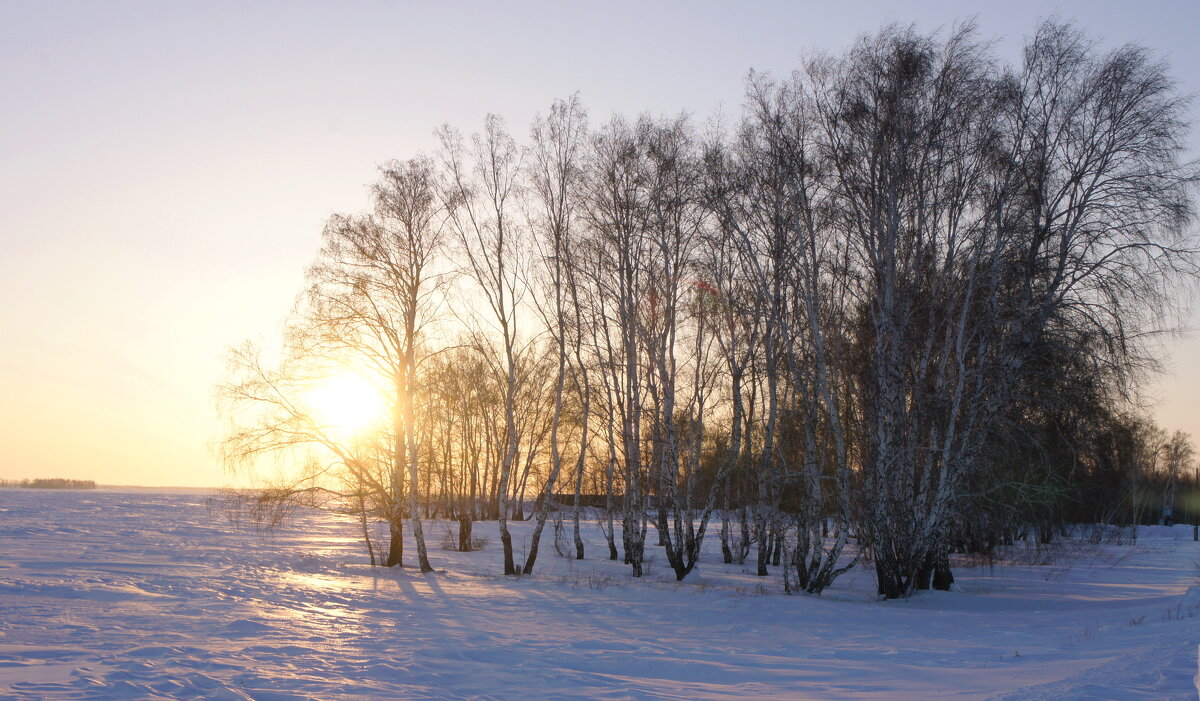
[440,527,489,551]
[556,570,625,590]
[552,512,571,558]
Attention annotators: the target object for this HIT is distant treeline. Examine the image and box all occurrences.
[0,478,97,490]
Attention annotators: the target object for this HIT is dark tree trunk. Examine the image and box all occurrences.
[932,558,955,591]
[912,548,954,592]
[915,556,934,591]
[572,462,585,560]
[523,532,542,575]
[737,507,751,565]
[720,514,733,564]
[458,516,473,552]
[756,517,770,576]
[875,558,907,599]
[358,495,376,566]
[384,519,404,567]
[501,529,516,574]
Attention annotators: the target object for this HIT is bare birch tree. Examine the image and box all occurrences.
[293,157,448,572]
[523,96,589,572]
[582,115,653,576]
[439,116,528,575]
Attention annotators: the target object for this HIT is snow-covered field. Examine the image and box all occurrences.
[1,488,1197,700]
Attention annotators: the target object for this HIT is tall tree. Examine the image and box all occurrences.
[439,116,529,575]
[583,116,653,576]
[297,157,448,572]
[524,96,589,573]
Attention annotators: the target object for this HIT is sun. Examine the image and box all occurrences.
[306,372,387,439]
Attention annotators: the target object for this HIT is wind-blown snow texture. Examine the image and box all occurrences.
[1,488,1197,699]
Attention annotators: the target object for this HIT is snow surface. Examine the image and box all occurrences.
[1,488,1197,700]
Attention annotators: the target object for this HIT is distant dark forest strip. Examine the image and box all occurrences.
[1,478,97,490]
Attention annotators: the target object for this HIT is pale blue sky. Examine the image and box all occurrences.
[2,1,1197,486]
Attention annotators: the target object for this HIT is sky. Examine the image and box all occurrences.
[1,0,1198,488]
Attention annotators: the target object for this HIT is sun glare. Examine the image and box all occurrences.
[306,373,387,438]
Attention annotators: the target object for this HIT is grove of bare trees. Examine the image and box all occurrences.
[219,20,1198,598]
